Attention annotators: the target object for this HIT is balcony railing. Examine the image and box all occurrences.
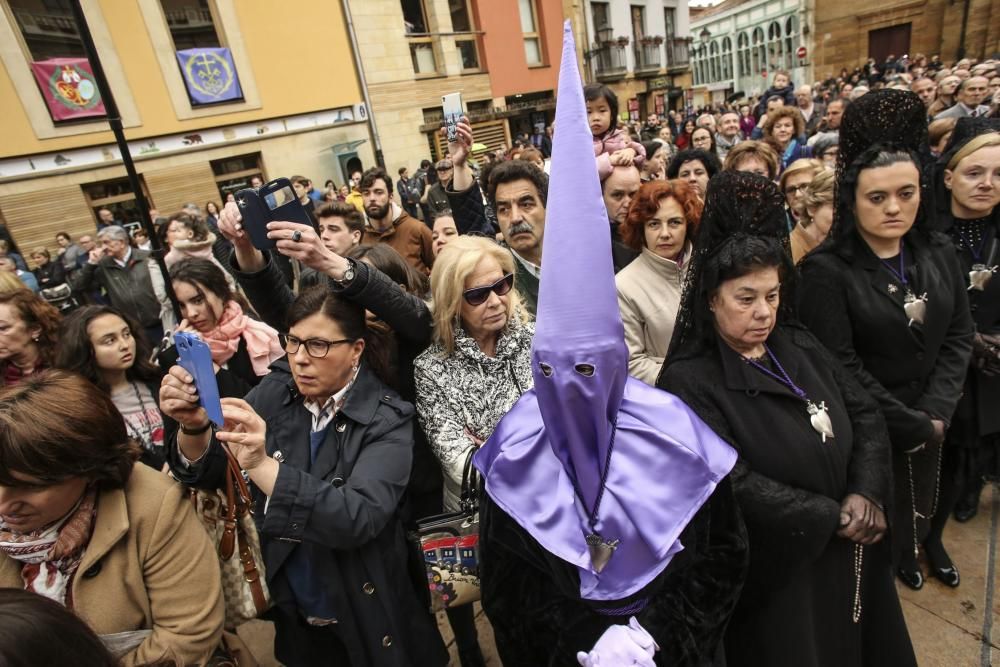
[164,7,214,28]
[666,37,691,70]
[634,42,661,74]
[592,44,627,81]
[14,11,77,37]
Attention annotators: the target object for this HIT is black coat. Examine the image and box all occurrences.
[660,326,910,667]
[480,477,747,667]
[798,232,974,449]
[947,214,1000,437]
[33,260,65,289]
[167,362,447,667]
[228,252,443,513]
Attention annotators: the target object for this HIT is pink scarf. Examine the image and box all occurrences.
[202,301,284,376]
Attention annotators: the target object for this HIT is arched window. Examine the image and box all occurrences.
[767,21,782,72]
[751,27,764,77]
[785,15,800,69]
[709,40,719,81]
[722,36,733,80]
[737,32,749,78]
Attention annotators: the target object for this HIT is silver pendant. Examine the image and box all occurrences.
[888,283,899,295]
[807,401,835,443]
[903,291,928,326]
[968,264,996,292]
[585,533,620,573]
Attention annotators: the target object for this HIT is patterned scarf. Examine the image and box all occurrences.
[200,300,284,376]
[0,487,98,607]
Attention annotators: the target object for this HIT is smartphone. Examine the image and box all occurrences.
[174,332,225,428]
[234,177,313,250]
[442,92,464,143]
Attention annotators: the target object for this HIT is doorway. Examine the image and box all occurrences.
[867,24,911,64]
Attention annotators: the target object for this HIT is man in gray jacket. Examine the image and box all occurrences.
[74,225,167,344]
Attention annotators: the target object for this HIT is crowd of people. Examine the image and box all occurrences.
[0,29,997,667]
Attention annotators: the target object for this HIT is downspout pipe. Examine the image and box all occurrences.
[340,0,385,169]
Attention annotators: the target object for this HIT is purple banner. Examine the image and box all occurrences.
[176,47,243,105]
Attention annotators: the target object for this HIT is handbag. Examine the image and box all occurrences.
[409,449,481,612]
[190,444,271,628]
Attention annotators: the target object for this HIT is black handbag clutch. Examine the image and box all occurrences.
[408,449,481,612]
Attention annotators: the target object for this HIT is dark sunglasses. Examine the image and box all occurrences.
[463,273,514,306]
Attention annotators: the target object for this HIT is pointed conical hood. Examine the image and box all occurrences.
[532,21,628,517]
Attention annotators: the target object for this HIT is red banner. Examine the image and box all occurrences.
[30,58,106,121]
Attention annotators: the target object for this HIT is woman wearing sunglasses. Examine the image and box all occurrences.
[162,285,447,667]
[413,235,533,666]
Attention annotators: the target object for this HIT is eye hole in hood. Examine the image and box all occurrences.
[539,362,554,377]
[574,363,595,377]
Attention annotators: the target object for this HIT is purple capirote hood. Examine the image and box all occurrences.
[474,21,737,602]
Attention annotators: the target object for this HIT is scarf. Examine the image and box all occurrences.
[201,300,284,376]
[0,487,98,607]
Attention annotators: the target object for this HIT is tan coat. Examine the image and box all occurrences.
[0,464,225,667]
[362,202,435,275]
[615,246,687,385]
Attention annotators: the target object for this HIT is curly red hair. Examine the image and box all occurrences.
[621,179,703,252]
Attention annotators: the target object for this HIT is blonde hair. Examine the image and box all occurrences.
[723,140,780,180]
[946,132,1000,170]
[779,158,823,193]
[0,273,27,294]
[794,169,835,227]
[928,118,958,150]
[429,236,526,355]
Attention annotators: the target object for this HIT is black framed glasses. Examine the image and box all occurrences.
[283,334,353,358]
[463,273,514,306]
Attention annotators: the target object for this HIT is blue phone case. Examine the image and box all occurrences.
[174,332,225,427]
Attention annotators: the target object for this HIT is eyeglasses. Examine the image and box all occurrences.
[436,166,453,172]
[784,184,810,196]
[283,334,353,358]
[463,273,514,306]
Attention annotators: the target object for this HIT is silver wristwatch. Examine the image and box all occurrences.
[332,258,356,285]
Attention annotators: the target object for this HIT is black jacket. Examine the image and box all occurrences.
[798,232,974,449]
[442,179,498,237]
[33,261,66,290]
[228,252,444,505]
[168,362,447,667]
[73,249,162,327]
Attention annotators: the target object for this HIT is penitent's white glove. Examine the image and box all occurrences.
[576,616,659,667]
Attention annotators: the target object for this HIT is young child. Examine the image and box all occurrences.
[584,83,645,180]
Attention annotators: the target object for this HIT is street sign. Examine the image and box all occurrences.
[797,46,807,58]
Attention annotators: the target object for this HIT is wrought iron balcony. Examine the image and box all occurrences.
[592,43,627,81]
[634,42,662,75]
[666,38,691,71]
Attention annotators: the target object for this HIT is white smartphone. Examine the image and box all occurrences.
[442,92,464,143]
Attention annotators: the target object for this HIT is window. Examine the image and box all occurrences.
[722,37,732,80]
[9,0,84,60]
[450,0,481,72]
[400,0,428,33]
[160,0,220,50]
[210,153,264,200]
[737,32,749,77]
[664,8,676,40]
[752,27,765,76]
[630,5,645,42]
[518,0,542,66]
[767,21,782,71]
[709,41,719,82]
[592,1,611,43]
[784,16,799,69]
[81,176,152,227]
[409,40,438,75]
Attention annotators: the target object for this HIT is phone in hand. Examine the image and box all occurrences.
[174,332,224,427]
[442,92,464,143]
[234,177,313,250]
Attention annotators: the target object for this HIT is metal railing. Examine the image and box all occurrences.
[14,11,77,36]
[666,38,690,69]
[634,43,661,72]
[592,44,627,80]
[164,7,214,27]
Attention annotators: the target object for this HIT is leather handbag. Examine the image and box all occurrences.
[409,450,481,612]
[190,444,271,628]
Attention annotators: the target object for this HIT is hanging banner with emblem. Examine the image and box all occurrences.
[175,47,243,105]
[30,58,106,121]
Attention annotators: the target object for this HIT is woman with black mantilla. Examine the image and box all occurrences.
[658,170,912,667]
[929,118,1000,524]
[798,90,974,594]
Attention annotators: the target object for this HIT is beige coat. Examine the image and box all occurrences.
[0,464,225,667]
[615,245,687,385]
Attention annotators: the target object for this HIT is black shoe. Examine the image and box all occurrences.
[897,566,924,590]
[954,495,979,523]
[931,564,961,588]
[458,645,486,667]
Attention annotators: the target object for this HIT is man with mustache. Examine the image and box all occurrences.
[358,167,435,275]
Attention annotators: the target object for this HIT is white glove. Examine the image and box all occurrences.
[576,616,659,667]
